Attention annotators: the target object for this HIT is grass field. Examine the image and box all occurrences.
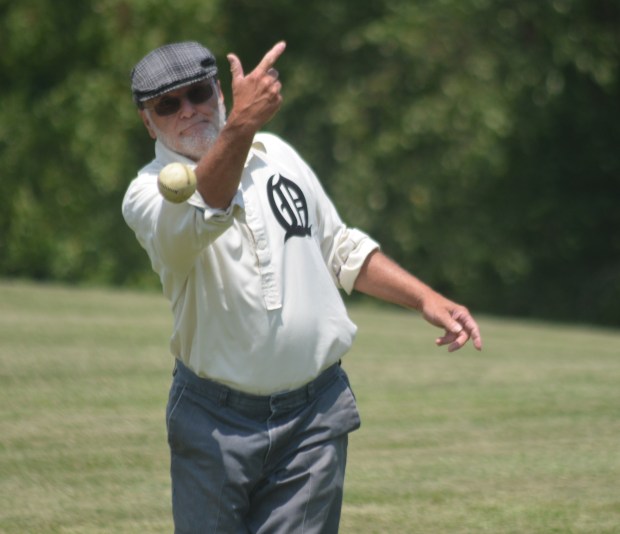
[1,280,619,533]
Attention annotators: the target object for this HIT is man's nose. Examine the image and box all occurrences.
[178,95,197,118]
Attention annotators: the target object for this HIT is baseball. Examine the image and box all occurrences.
[157,163,197,203]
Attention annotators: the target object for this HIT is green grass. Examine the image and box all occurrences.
[1,281,619,533]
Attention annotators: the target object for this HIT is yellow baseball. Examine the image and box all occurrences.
[157,163,197,203]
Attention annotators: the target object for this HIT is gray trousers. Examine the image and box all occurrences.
[166,359,361,533]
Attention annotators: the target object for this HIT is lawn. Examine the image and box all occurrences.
[1,281,619,533]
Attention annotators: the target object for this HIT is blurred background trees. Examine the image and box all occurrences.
[1,0,618,324]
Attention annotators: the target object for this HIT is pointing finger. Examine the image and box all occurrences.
[257,41,286,73]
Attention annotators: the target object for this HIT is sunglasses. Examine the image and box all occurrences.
[144,82,215,117]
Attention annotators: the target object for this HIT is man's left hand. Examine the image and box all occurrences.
[420,295,483,352]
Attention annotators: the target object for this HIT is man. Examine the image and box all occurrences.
[123,40,482,533]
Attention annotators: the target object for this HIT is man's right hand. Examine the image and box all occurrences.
[226,41,286,133]
[193,42,286,209]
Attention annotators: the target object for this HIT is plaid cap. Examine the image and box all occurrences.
[131,42,218,105]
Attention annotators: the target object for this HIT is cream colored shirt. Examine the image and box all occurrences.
[122,133,379,394]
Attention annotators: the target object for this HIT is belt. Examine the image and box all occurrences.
[173,359,342,419]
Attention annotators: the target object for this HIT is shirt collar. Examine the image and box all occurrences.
[251,140,267,154]
[155,139,196,167]
[154,138,268,169]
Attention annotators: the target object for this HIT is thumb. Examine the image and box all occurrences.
[227,53,244,81]
[435,310,464,337]
[448,320,463,335]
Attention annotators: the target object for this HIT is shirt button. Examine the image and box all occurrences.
[257,239,267,250]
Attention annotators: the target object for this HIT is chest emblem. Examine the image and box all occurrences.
[267,174,312,242]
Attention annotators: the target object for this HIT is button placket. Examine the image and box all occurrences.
[241,170,282,311]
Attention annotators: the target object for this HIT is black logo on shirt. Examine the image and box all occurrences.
[267,174,312,242]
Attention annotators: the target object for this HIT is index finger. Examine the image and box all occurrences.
[257,41,287,73]
[452,308,483,350]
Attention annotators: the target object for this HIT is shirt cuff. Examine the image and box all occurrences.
[188,189,245,223]
[336,230,380,294]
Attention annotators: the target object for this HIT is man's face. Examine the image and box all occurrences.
[140,79,226,161]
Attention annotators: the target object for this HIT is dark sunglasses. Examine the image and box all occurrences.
[144,82,215,117]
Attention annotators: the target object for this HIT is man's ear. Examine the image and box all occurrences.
[139,110,157,140]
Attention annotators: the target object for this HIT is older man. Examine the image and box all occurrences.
[122,40,482,533]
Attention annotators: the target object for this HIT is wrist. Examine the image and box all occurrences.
[224,109,262,139]
[410,285,436,312]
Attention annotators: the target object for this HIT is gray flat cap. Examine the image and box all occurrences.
[131,42,218,105]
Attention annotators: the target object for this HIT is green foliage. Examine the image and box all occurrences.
[0,0,618,323]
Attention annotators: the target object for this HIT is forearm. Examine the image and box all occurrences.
[193,119,255,209]
[354,250,483,351]
[353,250,434,311]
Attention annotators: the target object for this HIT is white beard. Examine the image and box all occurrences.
[148,99,226,161]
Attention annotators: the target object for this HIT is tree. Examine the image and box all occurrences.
[1,0,618,324]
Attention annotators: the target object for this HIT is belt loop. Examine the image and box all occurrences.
[219,388,229,406]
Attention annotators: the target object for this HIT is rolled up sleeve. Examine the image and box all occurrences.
[305,168,380,294]
[187,188,244,227]
[331,227,380,294]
